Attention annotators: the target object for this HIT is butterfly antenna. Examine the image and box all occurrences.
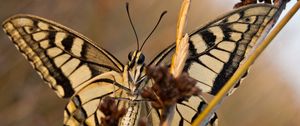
[126,2,139,50]
[140,11,167,50]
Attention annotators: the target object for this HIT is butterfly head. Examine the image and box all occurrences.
[128,50,145,65]
[126,50,146,84]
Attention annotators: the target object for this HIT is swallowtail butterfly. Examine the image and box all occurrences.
[2,3,278,126]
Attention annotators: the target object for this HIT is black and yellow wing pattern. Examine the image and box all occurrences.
[2,3,278,126]
[2,15,124,98]
[150,4,278,126]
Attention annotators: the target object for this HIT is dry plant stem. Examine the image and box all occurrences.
[163,0,190,126]
[171,34,189,78]
[170,0,190,77]
[160,105,175,126]
[175,0,190,47]
[160,35,189,126]
[192,1,300,126]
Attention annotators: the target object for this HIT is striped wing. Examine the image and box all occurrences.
[2,14,123,98]
[64,71,126,125]
[148,96,218,126]
[150,4,278,125]
[151,4,277,95]
[64,72,153,126]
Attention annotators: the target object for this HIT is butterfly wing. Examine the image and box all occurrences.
[2,14,124,98]
[150,4,278,125]
[147,96,218,126]
[151,4,278,95]
[63,71,127,125]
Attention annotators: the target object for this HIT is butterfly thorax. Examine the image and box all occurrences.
[120,50,147,126]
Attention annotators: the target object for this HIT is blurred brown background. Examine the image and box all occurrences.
[0,0,299,126]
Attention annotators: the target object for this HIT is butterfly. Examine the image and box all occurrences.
[2,3,278,126]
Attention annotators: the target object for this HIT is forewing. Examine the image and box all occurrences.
[149,4,278,126]
[151,4,278,95]
[2,14,124,98]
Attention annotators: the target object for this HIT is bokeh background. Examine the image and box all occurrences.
[0,0,299,126]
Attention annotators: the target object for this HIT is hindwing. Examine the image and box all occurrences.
[64,71,126,125]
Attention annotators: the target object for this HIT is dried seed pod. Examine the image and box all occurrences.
[99,97,127,126]
[142,66,201,109]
